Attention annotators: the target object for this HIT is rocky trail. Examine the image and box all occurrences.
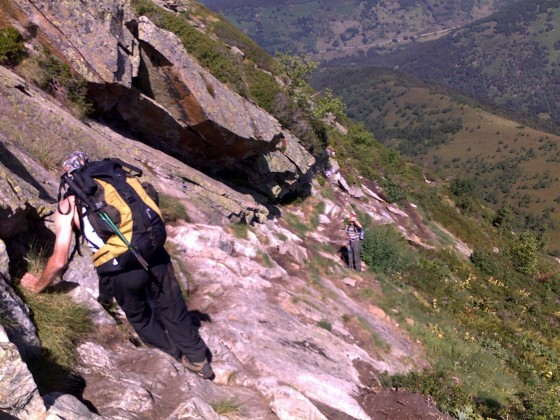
[0,0,460,418]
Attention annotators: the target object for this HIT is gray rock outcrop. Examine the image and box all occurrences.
[0,65,267,225]
[0,325,46,419]
[0,276,41,361]
[0,0,315,199]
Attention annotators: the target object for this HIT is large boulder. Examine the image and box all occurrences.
[0,0,315,199]
[0,325,46,419]
[0,65,268,224]
[0,276,41,361]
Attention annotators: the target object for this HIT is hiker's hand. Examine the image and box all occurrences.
[20,273,44,293]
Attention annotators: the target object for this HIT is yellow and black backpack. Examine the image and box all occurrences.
[60,158,166,274]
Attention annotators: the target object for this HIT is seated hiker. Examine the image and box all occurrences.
[21,151,214,380]
[345,213,362,272]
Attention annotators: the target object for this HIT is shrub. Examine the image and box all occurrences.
[493,202,514,230]
[506,231,540,275]
[450,178,477,197]
[361,224,415,274]
[380,177,407,204]
[470,248,498,276]
[317,319,332,331]
[0,27,25,66]
[312,89,347,119]
[37,49,93,119]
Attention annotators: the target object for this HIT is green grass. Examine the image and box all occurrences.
[211,398,242,415]
[283,212,311,236]
[257,251,274,268]
[371,230,560,418]
[228,222,250,239]
[21,289,92,368]
[357,317,391,353]
[17,286,93,394]
[317,319,332,331]
[25,240,51,276]
[159,194,190,223]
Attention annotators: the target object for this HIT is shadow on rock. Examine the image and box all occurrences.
[3,206,57,280]
[0,142,55,202]
[188,309,212,327]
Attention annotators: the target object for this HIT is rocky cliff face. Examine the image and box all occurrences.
[0,2,456,419]
[0,0,315,200]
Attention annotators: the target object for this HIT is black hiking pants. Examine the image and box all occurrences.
[102,248,208,363]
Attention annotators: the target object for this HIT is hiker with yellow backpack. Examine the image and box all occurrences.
[21,151,214,380]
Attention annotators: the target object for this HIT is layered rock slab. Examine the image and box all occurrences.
[0,0,315,198]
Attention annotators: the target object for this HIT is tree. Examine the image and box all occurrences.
[274,53,317,108]
[507,231,540,275]
[493,201,513,231]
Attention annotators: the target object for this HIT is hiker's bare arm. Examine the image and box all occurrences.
[21,197,77,293]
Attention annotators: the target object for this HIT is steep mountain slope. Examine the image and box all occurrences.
[2,1,560,419]
[200,0,515,59]
[337,0,560,126]
[0,62,453,419]
[312,67,560,251]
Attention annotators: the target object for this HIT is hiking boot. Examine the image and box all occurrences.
[181,355,215,380]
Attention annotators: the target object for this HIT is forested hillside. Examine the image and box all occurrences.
[199,0,514,59]
[332,0,560,126]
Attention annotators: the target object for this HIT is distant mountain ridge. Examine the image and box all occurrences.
[332,0,560,126]
[199,0,515,59]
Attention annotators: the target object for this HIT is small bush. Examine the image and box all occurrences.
[37,49,93,119]
[317,319,332,331]
[450,178,477,197]
[380,177,407,204]
[0,27,25,66]
[361,224,415,274]
[470,248,498,276]
[506,231,540,275]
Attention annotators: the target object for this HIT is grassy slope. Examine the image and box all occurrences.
[199,0,515,58]
[312,66,560,252]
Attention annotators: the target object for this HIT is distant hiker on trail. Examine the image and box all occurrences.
[345,213,363,272]
[21,151,214,380]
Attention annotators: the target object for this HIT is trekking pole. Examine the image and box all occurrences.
[98,212,150,271]
[62,174,150,271]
